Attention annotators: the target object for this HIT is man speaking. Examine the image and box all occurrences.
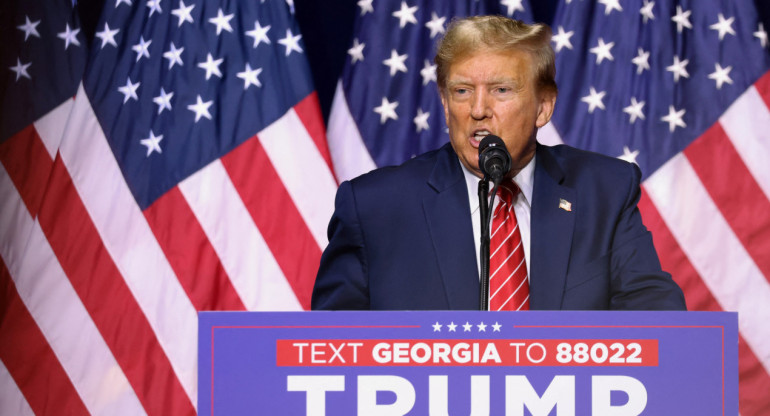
[312,15,685,311]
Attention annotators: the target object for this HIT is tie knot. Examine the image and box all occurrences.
[498,180,520,204]
[493,180,519,216]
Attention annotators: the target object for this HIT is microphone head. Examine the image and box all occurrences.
[478,134,505,153]
[478,135,512,181]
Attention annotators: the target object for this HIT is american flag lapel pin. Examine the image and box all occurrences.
[559,198,572,212]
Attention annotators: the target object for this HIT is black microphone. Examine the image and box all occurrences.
[478,135,511,183]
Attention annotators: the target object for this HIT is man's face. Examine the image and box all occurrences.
[440,48,556,178]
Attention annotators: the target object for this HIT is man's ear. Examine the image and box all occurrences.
[535,89,557,128]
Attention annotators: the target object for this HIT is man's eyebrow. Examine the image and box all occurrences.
[446,79,470,88]
[446,77,519,87]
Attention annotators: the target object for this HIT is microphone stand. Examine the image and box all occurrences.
[478,177,499,311]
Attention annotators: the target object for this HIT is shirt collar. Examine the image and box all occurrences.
[462,154,536,213]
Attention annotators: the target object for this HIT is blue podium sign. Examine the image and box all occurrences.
[198,311,737,415]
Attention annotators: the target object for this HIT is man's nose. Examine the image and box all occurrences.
[470,90,492,120]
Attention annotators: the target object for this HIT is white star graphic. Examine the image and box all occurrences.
[209,8,234,35]
[623,97,645,123]
[237,64,263,89]
[132,36,152,62]
[116,0,132,7]
[188,95,213,122]
[348,38,365,63]
[589,38,614,64]
[357,0,373,15]
[640,0,655,23]
[661,105,686,132]
[57,23,81,50]
[671,6,692,33]
[383,49,408,76]
[477,322,487,332]
[631,48,650,74]
[278,29,303,56]
[425,12,446,39]
[118,78,141,104]
[756,23,769,48]
[197,53,223,80]
[420,59,436,85]
[500,0,525,17]
[95,23,119,48]
[392,1,418,29]
[432,321,442,332]
[666,56,689,83]
[618,146,639,165]
[17,16,41,41]
[581,87,606,113]
[447,322,457,332]
[413,108,430,132]
[708,63,733,90]
[10,58,31,81]
[382,49,408,78]
[709,13,736,41]
[463,322,473,332]
[374,97,399,124]
[153,88,174,114]
[492,322,502,332]
[246,21,271,48]
[163,43,184,69]
[140,131,163,157]
[551,26,574,52]
[147,0,162,17]
[171,0,195,27]
[598,0,622,15]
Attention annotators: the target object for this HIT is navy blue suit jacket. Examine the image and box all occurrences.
[312,142,685,310]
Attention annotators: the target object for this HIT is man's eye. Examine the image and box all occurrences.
[455,88,469,94]
[496,87,510,93]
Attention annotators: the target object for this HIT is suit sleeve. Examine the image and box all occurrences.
[311,180,370,310]
[609,163,687,310]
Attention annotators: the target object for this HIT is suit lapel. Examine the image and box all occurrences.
[423,145,480,310]
[530,144,575,309]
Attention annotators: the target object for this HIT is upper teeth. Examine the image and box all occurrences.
[474,131,491,139]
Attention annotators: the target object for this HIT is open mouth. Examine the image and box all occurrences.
[470,130,492,147]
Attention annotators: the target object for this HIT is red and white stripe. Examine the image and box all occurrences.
[0,360,34,416]
[0,84,337,414]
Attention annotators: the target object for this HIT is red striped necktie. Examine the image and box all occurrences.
[489,181,530,311]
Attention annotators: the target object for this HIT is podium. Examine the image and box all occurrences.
[198,311,737,415]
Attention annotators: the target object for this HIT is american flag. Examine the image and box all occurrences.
[0,0,336,414]
[327,0,770,414]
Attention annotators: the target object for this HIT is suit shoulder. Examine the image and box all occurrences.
[348,145,448,190]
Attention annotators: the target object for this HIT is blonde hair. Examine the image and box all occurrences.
[435,15,557,94]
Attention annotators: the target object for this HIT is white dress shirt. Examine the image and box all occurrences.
[460,155,535,279]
